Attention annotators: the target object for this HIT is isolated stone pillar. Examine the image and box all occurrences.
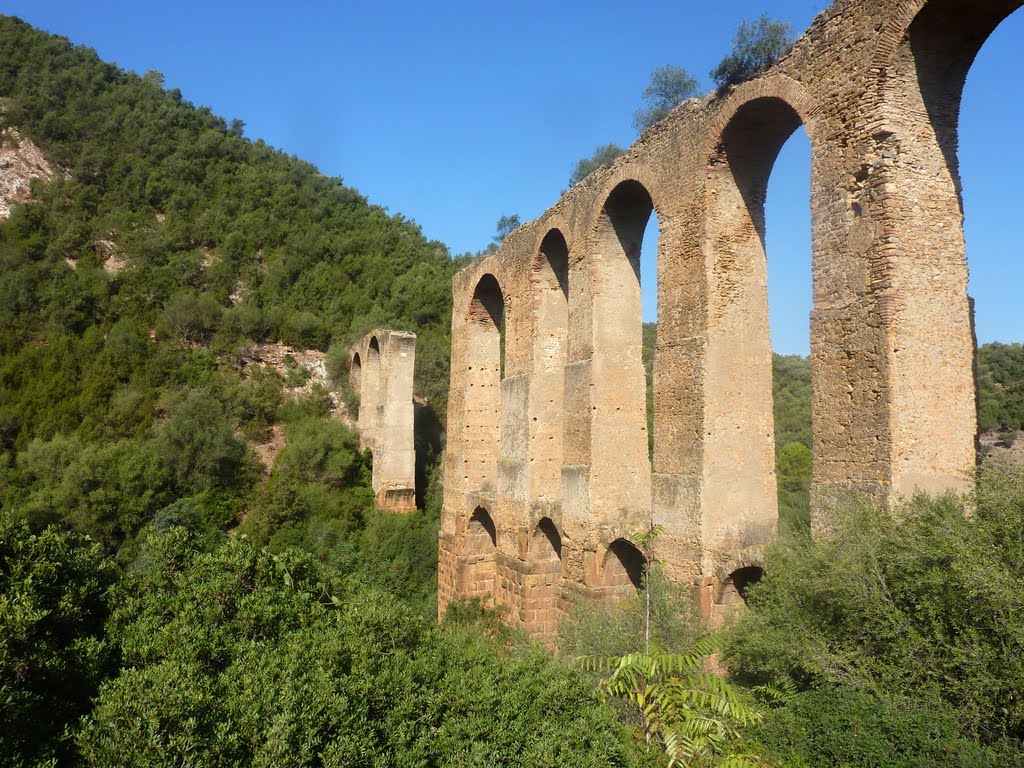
[349,330,417,513]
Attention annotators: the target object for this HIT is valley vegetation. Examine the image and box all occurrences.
[3,12,1024,768]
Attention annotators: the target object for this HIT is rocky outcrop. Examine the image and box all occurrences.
[0,128,55,220]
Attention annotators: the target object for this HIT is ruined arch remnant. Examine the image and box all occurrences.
[349,329,416,513]
[439,0,1022,636]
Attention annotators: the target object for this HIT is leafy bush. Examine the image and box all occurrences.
[569,143,625,186]
[633,65,699,133]
[0,512,117,766]
[723,468,1024,755]
[746,686,998,768]
[76,531,644,767]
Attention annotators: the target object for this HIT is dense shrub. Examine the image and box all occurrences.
[724,468,1024,756]
[747,686,997,768]
[76,531,643,767]
[0,513,117,766]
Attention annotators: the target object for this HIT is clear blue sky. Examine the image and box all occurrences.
[3,1,1021,355]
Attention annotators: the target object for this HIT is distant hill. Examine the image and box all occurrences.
[0,15,458,577]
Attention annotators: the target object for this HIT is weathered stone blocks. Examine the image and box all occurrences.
[439,0,1021,634]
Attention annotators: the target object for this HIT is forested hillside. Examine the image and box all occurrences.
[0,14,463,572]
[0,16,650,767]
[4,13,1024,768]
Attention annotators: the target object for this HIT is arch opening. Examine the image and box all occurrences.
[602,538,646,593]
[350,352,362,392]
[765,122,814,534]
[902,0,1020,200]
[589,180,657,521]
[464,274,505,493]
[359,338,383,454]
[882,2,1024,490]
[960,10,1024,456]
[467,506,497,549]
[470,273,505,379]
[532,517,562,562]
[961,9,1024,352]
[457,506,497,605]
[530,230,570,503]
[716,566,764,606]
[706,95,810,539]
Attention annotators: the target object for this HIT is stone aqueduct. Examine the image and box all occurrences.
[349,330,417,513]
[436,0,1023,635]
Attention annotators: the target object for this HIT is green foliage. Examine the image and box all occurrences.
[0,512,117,767]
[491,213,521,250]
[723,468,1024,759]
[0,14,460,563]
[559,566,702,661]
[977,341,1024,432]
[155,290,223,344]
[569,143,626,186]
[710,15,795,88]
[773,354,812,532]
[75,531,644,767]
[156,388,251,492]
[582,639,763,768]
[746,685,998,768]
[634,65,699,133]
[643,322,656,461]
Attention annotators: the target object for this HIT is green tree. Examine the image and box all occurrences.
[569,143,626,186]
[155,290,223,345]
[582,640,763,768]
[76,531,644,767]
[633,65,699,133]
[0,513,117,766]
[710,15,795,88]
[156,388,248,493]
[491,213,521,249]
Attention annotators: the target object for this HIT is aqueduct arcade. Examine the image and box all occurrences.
[438,0,1022,636]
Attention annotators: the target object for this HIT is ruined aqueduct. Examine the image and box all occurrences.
[349,330,417,513]
[438,0,1021,635]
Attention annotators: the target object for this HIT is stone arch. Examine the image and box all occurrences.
[864,0,1022,501]
[349,351,362,392]
[531,516,562,562]
[875,0,1021,199]
[458,505,497,603]
[601,538,646,595]
[525,516,563,636]
[358,336,383,453]
[716,565,764,606]
[700,82,825,545]
[528,229,570,504]
[464,273,505,494]
[584,179,658,525]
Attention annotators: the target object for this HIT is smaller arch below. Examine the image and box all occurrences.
[716,565,764,607]
[602,538,646,593]
[466,506,497,551]
[531,517,562,562]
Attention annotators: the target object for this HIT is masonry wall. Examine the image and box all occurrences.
[439,0,1021,634]
[350,329,417,513]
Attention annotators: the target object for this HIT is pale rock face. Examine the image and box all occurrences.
[0,128,55,220]
[439,0,1011,636]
